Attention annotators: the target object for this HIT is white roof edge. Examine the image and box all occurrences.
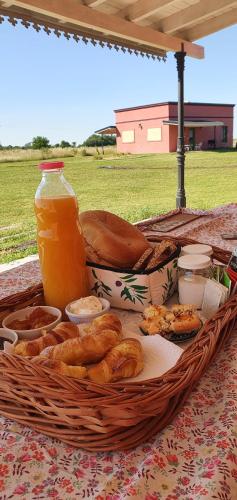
[163,120,225,127]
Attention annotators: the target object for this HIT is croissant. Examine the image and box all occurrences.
[84,313,122,339]
[87,338,144,384]
[14,322,80,357]
[32,357,87,379]
[47,329,120,365]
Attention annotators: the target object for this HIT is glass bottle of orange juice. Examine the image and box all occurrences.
[35,161,89,310]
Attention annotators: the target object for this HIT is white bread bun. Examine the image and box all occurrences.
[80,210,151,268]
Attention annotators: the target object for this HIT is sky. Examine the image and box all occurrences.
[0,19,237,146]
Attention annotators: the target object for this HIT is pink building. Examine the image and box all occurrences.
[99,102,234,154]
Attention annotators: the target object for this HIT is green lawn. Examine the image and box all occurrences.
[0,150,237,264]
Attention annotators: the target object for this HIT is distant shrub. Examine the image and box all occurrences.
[32,136,50,149]
[82,134,116,147]
[60,140,71,148]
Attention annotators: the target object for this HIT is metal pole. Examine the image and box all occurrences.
[175,50,186,208]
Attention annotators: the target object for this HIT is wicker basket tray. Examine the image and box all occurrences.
[0,236,236,452]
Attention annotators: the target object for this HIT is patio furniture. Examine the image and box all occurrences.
[0,204,237,498]
[194,142,203,150]
[208,139,216,149]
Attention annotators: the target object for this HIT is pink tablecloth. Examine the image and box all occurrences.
[0,205,237,499]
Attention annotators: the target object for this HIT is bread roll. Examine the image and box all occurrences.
[80,210,150,268]
[140,304,201,336]
[47,329,120,365]
[87,338,144,384]
[140,316,170,336]
[84,313,122,339]
[14,322,80,357]
[170,305,201,333]
[32,357,87,379]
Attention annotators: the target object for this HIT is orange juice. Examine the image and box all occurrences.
[35,195,88,310]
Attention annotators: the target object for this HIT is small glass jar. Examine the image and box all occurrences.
[178,254,211,309]
[181,244,213,258]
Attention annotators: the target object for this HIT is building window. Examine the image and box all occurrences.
[222,126,228,143]
[147,127,162,142]
[121,130,135,143]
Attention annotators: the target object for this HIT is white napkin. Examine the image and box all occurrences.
[202,279,228,319]
[123,331,183,382]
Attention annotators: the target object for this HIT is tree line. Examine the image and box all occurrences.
[0,134,116,150]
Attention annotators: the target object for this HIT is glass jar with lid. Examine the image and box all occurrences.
[178,254,211,309]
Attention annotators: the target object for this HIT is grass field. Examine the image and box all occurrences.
[0,150,237,264]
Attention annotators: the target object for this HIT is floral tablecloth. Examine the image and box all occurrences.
[0,331,237,500]
[0,204,237,499]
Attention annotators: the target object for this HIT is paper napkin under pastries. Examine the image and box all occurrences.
[123,330,184,382]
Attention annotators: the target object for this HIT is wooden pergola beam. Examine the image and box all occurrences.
[160,0,237,35]
[179,7,237,41]
[118,0,176,23]
[8,0,204,58]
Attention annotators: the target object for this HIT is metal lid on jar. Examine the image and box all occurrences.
[182,244,213,257]
[178,254,211,270]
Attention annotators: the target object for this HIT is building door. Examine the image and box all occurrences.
[189,128,195,150]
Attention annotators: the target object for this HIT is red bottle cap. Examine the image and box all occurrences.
[39,161,64,170]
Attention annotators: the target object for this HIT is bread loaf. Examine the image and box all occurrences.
[80,210,151,268]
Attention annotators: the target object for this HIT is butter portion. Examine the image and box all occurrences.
[70,296,102,315]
